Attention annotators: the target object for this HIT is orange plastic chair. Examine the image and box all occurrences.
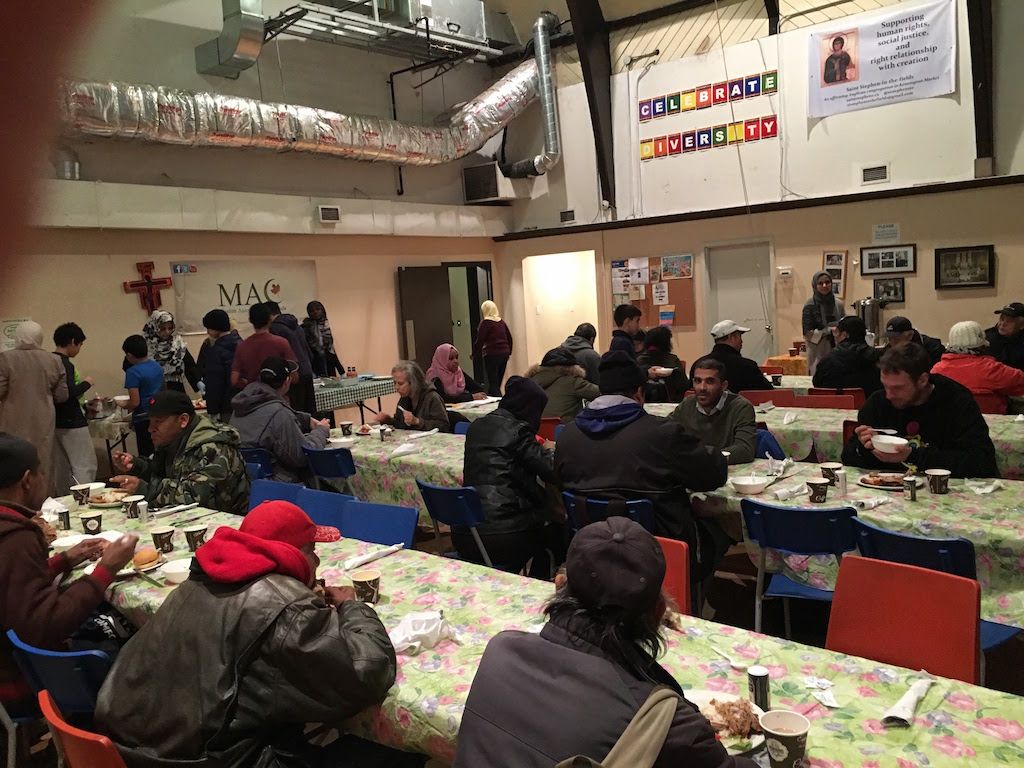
[759,365,784,375]
[655,537,691,616]
[826,556,980,684]
[794,394,856,409]
[809,387,866,408]
[537,417,561,442]
[38,690,128,768]
[739,389,795,407]
[971,393,1006,414]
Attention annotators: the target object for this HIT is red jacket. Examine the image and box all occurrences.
[931,353,1024,410]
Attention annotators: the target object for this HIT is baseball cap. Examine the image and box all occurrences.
[711,320,751,340]
[598,350,646,394]
[147,390,196,418]
[885,316,914,335]
[566,517,665,614]
[242,500,340,545]
[259,356,299,387]
[994,302,1024,318]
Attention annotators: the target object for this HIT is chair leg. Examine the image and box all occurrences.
[1,703,16,768]
[754,549,767,634]
[783,598,793,640]
[470,528,493,568]
[980,652,986,687]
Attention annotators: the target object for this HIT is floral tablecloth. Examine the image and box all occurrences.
[691,460,1024,629]
[63,507,1024,767]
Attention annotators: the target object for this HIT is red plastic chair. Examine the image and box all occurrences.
[842,419,859,446]
[826,556,980,684]
[38,690,128,768]
[759,365,784,375]
[655,537,691,616]
[794,394,855,409]
[739,389,795,407]
[971,393,1006,414]
[809,387,866,408]
[537,417,560,442]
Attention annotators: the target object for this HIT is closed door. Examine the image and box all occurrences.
[397,267,453,372]
[705,243,774,363]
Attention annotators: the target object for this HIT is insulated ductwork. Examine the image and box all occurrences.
[59,59,539,166]
[195,0,266,79]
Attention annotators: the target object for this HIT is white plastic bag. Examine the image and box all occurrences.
[388,610,455,655]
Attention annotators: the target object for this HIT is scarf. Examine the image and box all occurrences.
[305,301,334,354]
[481,300,502,322]
[426,343,466,398]
[144,310,187,380]
[807,270,840,328]
[14,321,43,350]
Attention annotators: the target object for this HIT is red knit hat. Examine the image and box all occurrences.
[242,500,340,546]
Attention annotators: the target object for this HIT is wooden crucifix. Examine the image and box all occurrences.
[123,262,173,314]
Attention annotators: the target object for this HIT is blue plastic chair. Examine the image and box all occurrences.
[852,519,1021,653]
[244,462,260,481]
[555,424,566,440]
[294,487,357,528]
[2,699,38,768]
[415,479,495,567]
[454,421,470,436]
[239,447,273,479]
[561,492,656,535]
[757,429,785,460]
[740,499,859,636]
[248,478,304,510]
[5,629,111,718]
[302,446,357,493]
[340,500,419,550]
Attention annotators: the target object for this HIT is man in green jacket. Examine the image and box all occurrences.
[111,390,250,515]
[670,356,757,465]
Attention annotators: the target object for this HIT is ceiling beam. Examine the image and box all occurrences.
[966,0,994,174]
[764,0,780,35]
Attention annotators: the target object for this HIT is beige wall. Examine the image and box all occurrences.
[521,251,600,365]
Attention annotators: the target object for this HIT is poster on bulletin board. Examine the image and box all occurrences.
[609,256,694,330]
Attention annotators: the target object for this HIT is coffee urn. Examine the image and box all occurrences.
[852,297,889,345]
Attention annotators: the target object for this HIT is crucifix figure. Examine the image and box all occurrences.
[123,262,173,314]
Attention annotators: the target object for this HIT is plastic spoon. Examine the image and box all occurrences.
[709,645,755,671]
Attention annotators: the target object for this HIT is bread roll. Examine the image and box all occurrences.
[133,546,160,569]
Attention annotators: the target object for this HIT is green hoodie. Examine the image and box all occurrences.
[131,414,250,515]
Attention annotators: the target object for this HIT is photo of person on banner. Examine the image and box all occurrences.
[821,30,858,86]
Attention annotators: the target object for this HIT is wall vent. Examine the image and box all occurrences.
[861,164,890,185]
[559,209,576,223]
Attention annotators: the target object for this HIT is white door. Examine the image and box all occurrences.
[705,243,775,363]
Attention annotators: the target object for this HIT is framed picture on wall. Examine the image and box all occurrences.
[822,250,847,298]
[859,244,916,275]
[873,277,905,303]
[934,245,995,289]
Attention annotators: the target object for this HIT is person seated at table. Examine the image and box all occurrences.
[932,321,1024,413]
[426,343,486,403]
[610,304,642,358]
[842,342,999,478]
[670,357,756,465]
[556,352,730,587]
[638,326,690,402]
[985,301,1024,372]
[231,356,330,483]
[461,376,562,577]
[453,517,756,768]
[122,333,164,457]
[199,309,242,421]
[96,500,423,768]
[376,360,450,432]
[0,433,138,717]
[691,320,773,392]
[812,316,882,395]
[562,322,601,384]
[884,315,945,367]
[110,390,251,514]
[526,347,599,423]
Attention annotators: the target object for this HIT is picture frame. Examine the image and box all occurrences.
[934,245,995,290]
[873,277,905,303]
[859,244,916,275]
[822,250,847,298]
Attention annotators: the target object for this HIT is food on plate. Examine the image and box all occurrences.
[90,490,128,505]
[133,546,161,569]
[357,424,373,435]
[700,698,762,738]
[860,472,905,488]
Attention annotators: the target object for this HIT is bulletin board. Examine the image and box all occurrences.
[610,255,696,330]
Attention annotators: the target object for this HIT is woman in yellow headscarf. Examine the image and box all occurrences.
[472,301,514,396]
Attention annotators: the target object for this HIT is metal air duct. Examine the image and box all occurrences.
[196,0,266,79]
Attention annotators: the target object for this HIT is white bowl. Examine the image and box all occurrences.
[113,395,130,406]
[328,437,356,448]
[162,559,192,585]
[872,434,909,454]
[730,475,772,495]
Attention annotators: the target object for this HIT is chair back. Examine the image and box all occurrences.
[740,499,858,557]
[294,487,356,528]
[794,394,856,409]
[239,447,273,479]
[756,429,785,460]
[759,365,784,375]
[538,417,561,442]
[809,387,866,408]
[851,518,977,578]
[6,630,111,716]
[972,392,1006,414]
[554,424,566,440]
[248,478,303,510]
[38,690,128,768]
[454,421,470,435]
[302,446,356,479]
[655,537,691,616]
[842,419,859,446]
[244,462,260,481]
[416,480,487,529]
[561,493,656,534]
[826,556,979,684]
[739,389,795,407]
[339,500,418,549]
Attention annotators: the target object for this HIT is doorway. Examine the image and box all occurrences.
[397,263,493,380]
[704,243,775,363]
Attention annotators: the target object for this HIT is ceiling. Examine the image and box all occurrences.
[484,1,673,38]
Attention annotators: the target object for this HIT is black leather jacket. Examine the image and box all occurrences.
[463,408,556,536]
[95,566,396,768]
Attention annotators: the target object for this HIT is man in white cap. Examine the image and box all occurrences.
[690,320,773,392]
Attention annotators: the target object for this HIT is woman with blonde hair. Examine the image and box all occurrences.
[472,300,513,396]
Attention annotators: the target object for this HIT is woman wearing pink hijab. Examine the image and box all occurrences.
[426,344,488,403]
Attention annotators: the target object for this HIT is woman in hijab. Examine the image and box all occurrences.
[426,343,487,403]
[302,301,342,378]
[143,311,200,394]
[472,300,514,397]
[0,321,69,491]
[461,376,562,577]
[802,270,846,376]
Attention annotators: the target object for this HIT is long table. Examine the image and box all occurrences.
[62,506,1024,767]
[315,377,396,422]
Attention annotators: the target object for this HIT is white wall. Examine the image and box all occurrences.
[520,251,599,366]
[993,0,1024,176]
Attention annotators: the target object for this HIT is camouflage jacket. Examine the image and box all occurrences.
[132,415,250,515]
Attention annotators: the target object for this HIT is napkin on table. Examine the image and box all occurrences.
[882,677,934,728]
[757,401,776,413]
[1015,413,1024,422]
[405,428,439,441]
[965,479,1004,495]
[852,497,890,510]
[782,411,798,425]
[772,483,808,501]
[388,610,456,655]
[343,543,403,571]
[389,442,422,459]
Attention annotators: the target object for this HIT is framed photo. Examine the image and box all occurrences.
[934,245,995,289]
[822,250,847,298]
[873,277,905,303]
[859,244,916,275]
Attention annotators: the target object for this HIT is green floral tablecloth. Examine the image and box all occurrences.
[61,507,1024,766]
[691,460,1024,629]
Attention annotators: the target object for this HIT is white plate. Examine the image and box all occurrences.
[857,475,924,492]
[52,534,87,549]
[685,689,765,755]
[328,437,357,448]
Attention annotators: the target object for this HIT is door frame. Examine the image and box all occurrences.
[443,260,494,382]
[702,238,777,355]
